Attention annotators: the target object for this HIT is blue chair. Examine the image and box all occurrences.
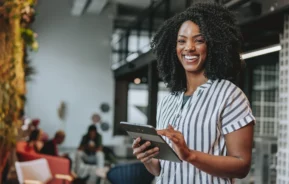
[106,162,155,184]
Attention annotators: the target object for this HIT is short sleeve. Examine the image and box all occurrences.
[221,87,255,135]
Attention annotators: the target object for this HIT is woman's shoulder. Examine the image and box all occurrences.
[215,79,248,101]
[214,79,244,93]
[82,134,89,140]
[158,91,181,107]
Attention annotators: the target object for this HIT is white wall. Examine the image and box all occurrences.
[26,0,121,148]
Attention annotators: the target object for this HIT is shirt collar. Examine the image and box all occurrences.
[198,79,213,90]
[178,79,214,98]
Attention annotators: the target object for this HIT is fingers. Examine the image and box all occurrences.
[164,133,179,143]
[133,142,159,164]
[140,147,159,163]
[157,125,180,135]
[157,128,172,136]
[170,136,179,143]
[157,126,183,144]
[157,130,165,136]
[157,129,181,138]
[132,137,158,163]
[142,152,159,163]
[133,141,151,156]
[132,137,141,149]
[167,124,174,130]
[167,126,182,135]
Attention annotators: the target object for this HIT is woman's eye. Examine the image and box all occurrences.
[177,40,185,43]
[195,39,205,43]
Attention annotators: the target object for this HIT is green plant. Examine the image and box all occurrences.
[0,0,37,179]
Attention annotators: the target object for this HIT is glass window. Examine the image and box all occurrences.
[127,83,148,125]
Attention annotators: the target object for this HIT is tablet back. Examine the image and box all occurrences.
[120,122,181,163]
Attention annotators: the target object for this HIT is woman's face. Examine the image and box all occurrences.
[176,20,207,75]
[89,130,97,139]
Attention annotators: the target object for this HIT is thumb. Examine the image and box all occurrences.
[157,130,164,135]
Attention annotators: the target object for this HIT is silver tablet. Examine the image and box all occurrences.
[120,121,182,163]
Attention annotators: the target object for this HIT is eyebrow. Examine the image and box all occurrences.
[178,34,203,38]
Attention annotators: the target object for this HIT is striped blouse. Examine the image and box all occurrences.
[156,79,255,184]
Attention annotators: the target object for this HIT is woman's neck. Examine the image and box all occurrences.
[185,71,208,96]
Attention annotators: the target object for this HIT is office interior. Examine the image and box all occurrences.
[0,0,288,183]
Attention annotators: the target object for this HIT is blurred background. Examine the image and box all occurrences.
[0,0,288,183]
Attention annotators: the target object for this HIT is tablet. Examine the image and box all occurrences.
[120,121,182,163]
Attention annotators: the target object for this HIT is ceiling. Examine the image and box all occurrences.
[70,0,154,27]
[115,0,151,8]
[71,0,154,16]
[71,0,289,49]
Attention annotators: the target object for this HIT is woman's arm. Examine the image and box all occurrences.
[144,158,161,176]
[157,123,254,179]
[35,141,43,152]
[78,136,86,150]
[187,123,253,178]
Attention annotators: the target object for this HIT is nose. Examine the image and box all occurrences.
[184,41,195,51]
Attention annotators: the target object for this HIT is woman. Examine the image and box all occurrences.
[78,125,103,158]
[132,3,255,184]
[74,125,105,183]
[26,129,43,152]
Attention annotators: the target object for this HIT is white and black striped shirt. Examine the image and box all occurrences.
[156,79,255,184]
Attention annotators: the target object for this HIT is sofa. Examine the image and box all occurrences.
[16,141,71,184]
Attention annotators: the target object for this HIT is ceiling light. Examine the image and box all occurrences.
[126,53,139,62]
[134,78,141,84]
[241,44,281,60]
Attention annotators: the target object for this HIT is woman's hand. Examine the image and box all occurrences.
[132,137,159,164]
[157,125,191,161]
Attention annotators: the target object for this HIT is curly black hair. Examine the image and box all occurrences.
[28,129,40,142]
[151,3,245,94]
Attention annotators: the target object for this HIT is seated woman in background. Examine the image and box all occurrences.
[74,125,106,183]
[77,125,104,166]
[26,129,44,152]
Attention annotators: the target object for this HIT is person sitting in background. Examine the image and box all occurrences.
[40,130,66,156]
[31,119,40,130]
[77,125,104,166]
[40,131,87,181]
[40,130,73,166]
[31,119,49,142]
[90,113,117,165]
[20,117,37,141]
[26,129,44,152]
[40,130,75,174]
[74,125,107,184]
[21,118,49,142]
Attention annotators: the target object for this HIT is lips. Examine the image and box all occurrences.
[183,55,199,63]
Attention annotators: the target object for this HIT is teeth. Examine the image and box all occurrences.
[184,55,198,60]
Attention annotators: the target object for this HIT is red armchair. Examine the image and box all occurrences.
[16,141,71,184]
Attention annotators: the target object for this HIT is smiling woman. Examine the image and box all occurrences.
[176,21,207,87]
[151,3,244,94]
[131,3,255,184]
